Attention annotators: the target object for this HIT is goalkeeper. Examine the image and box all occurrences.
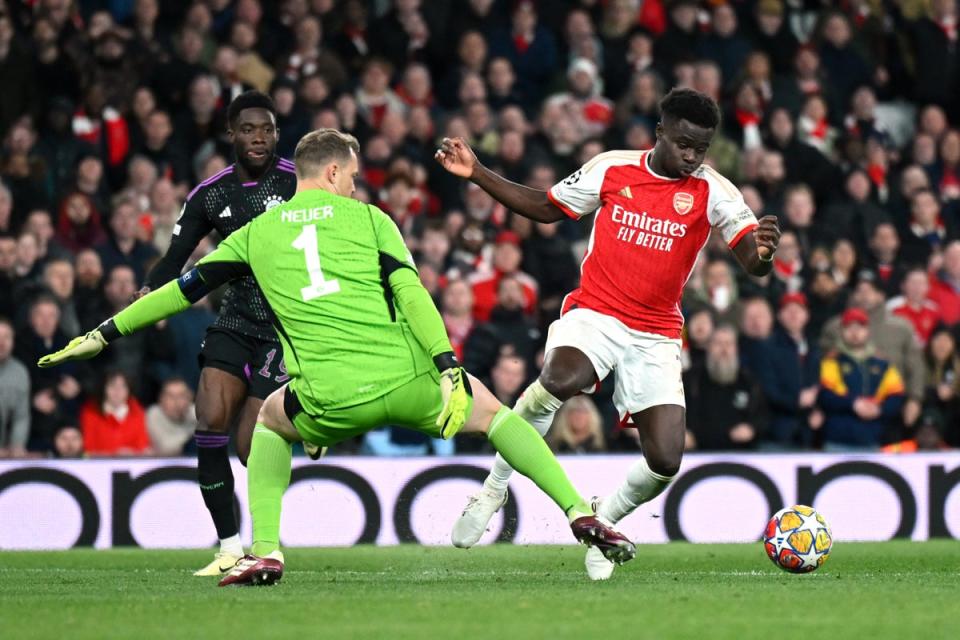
[40,129,635,587]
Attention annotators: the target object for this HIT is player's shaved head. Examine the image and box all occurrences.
[294,128,360,180]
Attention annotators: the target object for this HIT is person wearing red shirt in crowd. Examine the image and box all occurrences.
[886,267,940,346]
[79,370,150,456]
[437,88,779,579]
[441,278,475,362]
[928,241,960,326]
[468,230,538,322]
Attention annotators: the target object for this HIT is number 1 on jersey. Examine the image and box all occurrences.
[292,224,340,300]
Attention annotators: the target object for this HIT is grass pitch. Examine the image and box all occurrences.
[1,541,956,639]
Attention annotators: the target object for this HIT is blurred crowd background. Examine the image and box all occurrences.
[1,0,959,460]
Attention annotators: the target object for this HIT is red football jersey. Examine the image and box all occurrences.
[548,150,758,339]
[887,296,940,346]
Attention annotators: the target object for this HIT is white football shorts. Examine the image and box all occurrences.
[544,307,685,423]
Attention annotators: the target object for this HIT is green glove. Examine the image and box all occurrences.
[38,329,108,368]
[435,352,470,439]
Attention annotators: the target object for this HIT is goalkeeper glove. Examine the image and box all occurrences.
[38,328,109,368]
[434,352,470,439]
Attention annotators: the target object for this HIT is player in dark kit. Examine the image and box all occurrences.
[137,91,297,575]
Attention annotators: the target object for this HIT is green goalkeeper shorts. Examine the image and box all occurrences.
[282,371,474,447]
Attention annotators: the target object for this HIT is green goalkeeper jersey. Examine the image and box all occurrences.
[193,189,437,412]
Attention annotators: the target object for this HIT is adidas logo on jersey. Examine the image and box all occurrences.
[618,186,633,198]
[219,206,232,218]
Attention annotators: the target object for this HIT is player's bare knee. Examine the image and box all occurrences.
[537,371,583,401]
[646,452,682,478]
[195,401,230,433]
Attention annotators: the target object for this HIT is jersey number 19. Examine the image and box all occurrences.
[292,224,341,301]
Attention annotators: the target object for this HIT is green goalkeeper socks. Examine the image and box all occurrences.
[486,407,592,520]
[248,424,293,557]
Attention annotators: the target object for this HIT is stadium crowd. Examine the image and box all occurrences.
[0,0,959,459]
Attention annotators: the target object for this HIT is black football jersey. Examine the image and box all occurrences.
[145,155,298,341]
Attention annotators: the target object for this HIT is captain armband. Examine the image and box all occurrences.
[177,268,210,303]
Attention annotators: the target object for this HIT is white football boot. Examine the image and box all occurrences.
[451,488,509,548]
[584,497,617,580]
[193,551,243,576]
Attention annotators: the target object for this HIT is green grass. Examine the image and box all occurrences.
[1,542,957,639]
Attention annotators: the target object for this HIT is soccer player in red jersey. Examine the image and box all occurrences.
[436,88,781,579]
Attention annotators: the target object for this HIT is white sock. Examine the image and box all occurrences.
[219,534,243,557]
[482,380,564,494]
[599,457,675,524]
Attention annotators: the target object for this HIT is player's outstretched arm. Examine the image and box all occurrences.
[435,137,566,223]
[731,215,780,277]
[39,258,251,368]
[38,279,193,367]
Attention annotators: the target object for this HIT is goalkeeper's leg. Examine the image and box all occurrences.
[220,386,300,587]
[455,374,635,565]
[452,346,596,548]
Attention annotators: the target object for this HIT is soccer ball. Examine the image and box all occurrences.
[763,505,832,573]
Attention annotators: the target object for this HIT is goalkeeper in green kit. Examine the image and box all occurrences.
[39,129,636,586]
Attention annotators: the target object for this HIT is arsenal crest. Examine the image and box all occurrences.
[673,192,694,215]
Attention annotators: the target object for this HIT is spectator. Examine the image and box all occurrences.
[928,241,960,326]
[74,248,107,331]
[547,395,605,454]
[465,274,541,379]
[14,295,81,450]
[487,0,558,104]
[923,327,960,446]
[682,306,715,372]
[95,198,159,285]
[0,318,30,458]
[796,94,839,156]
[146,377,197,456]
[829,237,860,289]
[780,183,832,257]
[738,296,773,376]
[93,264,146,384]
[805,267,847,341]
[901,189,953,266]
[758,293,821,448]
[886,267,940,346]
[79,370,150,456]
[468,230,538,322]
[654,0,700,80]
[749,0,798,74]
[441,278,474,362]
[21,210,63,260]
[355,58,405,131]
[684,325,766,451]
[696,3,751,87]
[817,12,872,114]
[817,308,906,451]
[685,258,740,324]
[907,0,960,114]
[40,258,80,337]
[822,170,888,252]
[52,423,84,458]
[281,15,346,91]
[863,223,907,297]
[136,110,191,188]
[489,352,527,407]
[820,269,925,427]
